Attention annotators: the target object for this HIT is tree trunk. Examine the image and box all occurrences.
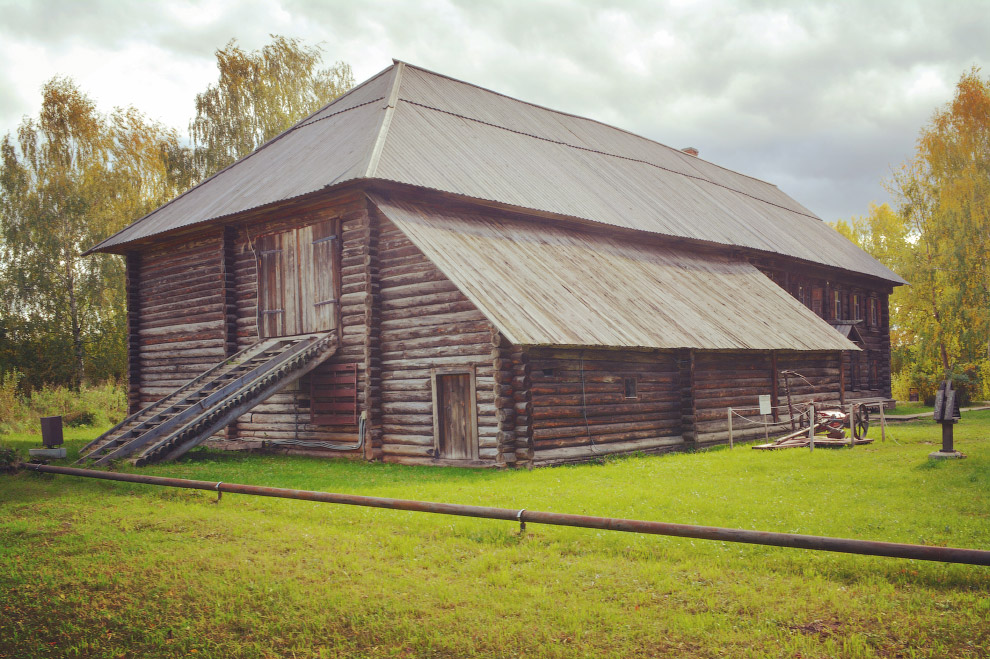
[65,258,84,390]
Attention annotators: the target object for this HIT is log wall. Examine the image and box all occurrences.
[693,350,842,445]
[376,215,499,465]
[125,252,142,414]
[125,187,894,466]
[525,348,684,466]
[754,258,893,400]
[226,191,371,450]
[136,234,226,405]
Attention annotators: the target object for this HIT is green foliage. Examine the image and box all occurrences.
[0,36,354,392]
[2,415,989,657]
[0,369,21,427]
[0,373,126,434]
[189,35,354,179]
[0,443,18,472]
[0,79,186,389]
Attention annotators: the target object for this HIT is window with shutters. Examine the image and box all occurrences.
[834,291,842,320]
[869,298,879,327]
[811,287,823,317]
[255,219,340,338]
[852,294,860,321]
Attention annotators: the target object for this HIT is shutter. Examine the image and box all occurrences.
[310,220,338,333]
[256,233,285,338]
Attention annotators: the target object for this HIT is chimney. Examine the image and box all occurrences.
[681,147,699,157]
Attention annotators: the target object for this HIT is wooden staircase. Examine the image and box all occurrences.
[78,332,338,466]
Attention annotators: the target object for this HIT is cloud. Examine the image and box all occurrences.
[1,0,988,222]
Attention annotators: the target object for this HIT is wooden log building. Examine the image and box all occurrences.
[83,61,906,467]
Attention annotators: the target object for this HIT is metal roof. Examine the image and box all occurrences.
[372,195,860,352]
[89,61,905,285]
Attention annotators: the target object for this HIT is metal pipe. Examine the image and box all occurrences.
[23,463,990,566]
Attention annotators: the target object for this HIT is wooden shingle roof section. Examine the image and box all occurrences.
[371,196,859,352]
[91,61,903,285]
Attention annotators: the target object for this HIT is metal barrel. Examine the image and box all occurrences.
[23,463,990,566]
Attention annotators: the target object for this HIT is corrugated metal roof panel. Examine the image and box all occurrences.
[92,61,906,287]
[89,67,393,251]
[376,100,899,282]
[372,195,860,352]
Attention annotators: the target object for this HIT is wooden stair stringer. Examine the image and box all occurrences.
[77,338,286,462]
[134,332,339,465]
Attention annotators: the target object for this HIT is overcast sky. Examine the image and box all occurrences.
[1,0,987,223]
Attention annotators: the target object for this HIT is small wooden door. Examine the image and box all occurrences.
[434,372,477,460]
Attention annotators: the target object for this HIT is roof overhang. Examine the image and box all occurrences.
[371,194,861,352]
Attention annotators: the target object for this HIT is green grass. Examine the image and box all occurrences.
[888,401,990,417]
[888,403,935,416]
[2,415,989,658]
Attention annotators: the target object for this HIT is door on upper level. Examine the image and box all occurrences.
[256,219,340,338]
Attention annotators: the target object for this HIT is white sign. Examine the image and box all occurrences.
[758,394,772,416]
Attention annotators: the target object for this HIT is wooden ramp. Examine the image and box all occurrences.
[78,332,338,466]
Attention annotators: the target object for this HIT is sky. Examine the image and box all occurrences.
[1,0,987,224]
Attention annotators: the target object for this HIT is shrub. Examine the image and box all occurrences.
[0,374,126,433]
[63,410,98,427]
[0,443,19,472]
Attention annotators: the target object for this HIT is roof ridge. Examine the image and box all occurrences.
[395,61,788,191]
[399,98,820,222]
[362,61,405,179]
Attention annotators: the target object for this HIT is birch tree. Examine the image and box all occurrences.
[0,78,185,389]
[189,35,354,178]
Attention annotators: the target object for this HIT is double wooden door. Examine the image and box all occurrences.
[256,220,339,338]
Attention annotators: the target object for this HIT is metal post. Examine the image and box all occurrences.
[728,408,733,449]
[808,404,814,452]
[879,403,886,442]
[849,403,856,447]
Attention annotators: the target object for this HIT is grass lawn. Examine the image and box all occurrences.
[887,403,935,416]
[2,414,989,658]
[887,401,990,417]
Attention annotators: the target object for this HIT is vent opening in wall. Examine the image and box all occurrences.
[542,368,554,377]
[310,362,359,425]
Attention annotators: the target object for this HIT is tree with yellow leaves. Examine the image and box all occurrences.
[836,68,990,402]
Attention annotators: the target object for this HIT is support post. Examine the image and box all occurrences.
[727,408,733,449]
[808,404,814,452]
[849,403,855,447]
[941,421,955,453]
[879,404,887,442]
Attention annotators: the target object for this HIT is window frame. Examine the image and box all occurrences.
[623,377,638,400]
